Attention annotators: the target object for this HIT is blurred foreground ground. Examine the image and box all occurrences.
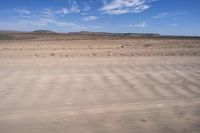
[0,36,200,133]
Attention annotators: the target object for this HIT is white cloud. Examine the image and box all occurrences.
[172,23,178,26]
[20,15,33,19]
[125,21,147,28]
[15,9,30,14]
[153,12,169,19]
[81,12,88,16]
[153,11,189,19]
[92,25,103,29]
[55,8,69,15]
[54,1,80,16]
[0,8,87,32]
[134,21,147,27]
[61,8,69,15]
[8,18,86,31]
[42,9,54,17]
[71,0,80,13]
[100,0,155,15]
[43,6,79,17]
[83,3,91,11]
[83,16,98,21]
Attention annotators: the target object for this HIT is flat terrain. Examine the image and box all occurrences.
[0,35,200,133]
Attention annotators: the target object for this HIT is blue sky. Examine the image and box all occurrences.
[0,0,200,35]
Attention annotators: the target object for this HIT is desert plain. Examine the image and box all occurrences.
[0,33,200,133]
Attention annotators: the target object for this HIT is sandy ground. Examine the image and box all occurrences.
[0,37,200,133]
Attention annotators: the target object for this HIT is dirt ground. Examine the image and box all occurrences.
[0,36,200,133]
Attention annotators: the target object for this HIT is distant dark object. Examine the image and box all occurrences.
[32,30,56,34]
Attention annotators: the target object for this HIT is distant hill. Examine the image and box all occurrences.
[32,30,56,34]
[0,30,199,38]
[0,30,26,34]
[0,30,160,36]
[68,31,160,37]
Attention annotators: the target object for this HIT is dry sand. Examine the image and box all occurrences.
[0,36,200,133]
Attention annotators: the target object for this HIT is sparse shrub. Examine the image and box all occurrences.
[50,53,55,56]
[144,44,151,47]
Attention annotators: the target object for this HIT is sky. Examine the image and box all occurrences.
[0,0,200,36]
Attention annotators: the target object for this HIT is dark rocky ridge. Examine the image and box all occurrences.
[32,30,56,34]
[68,31,160,37]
